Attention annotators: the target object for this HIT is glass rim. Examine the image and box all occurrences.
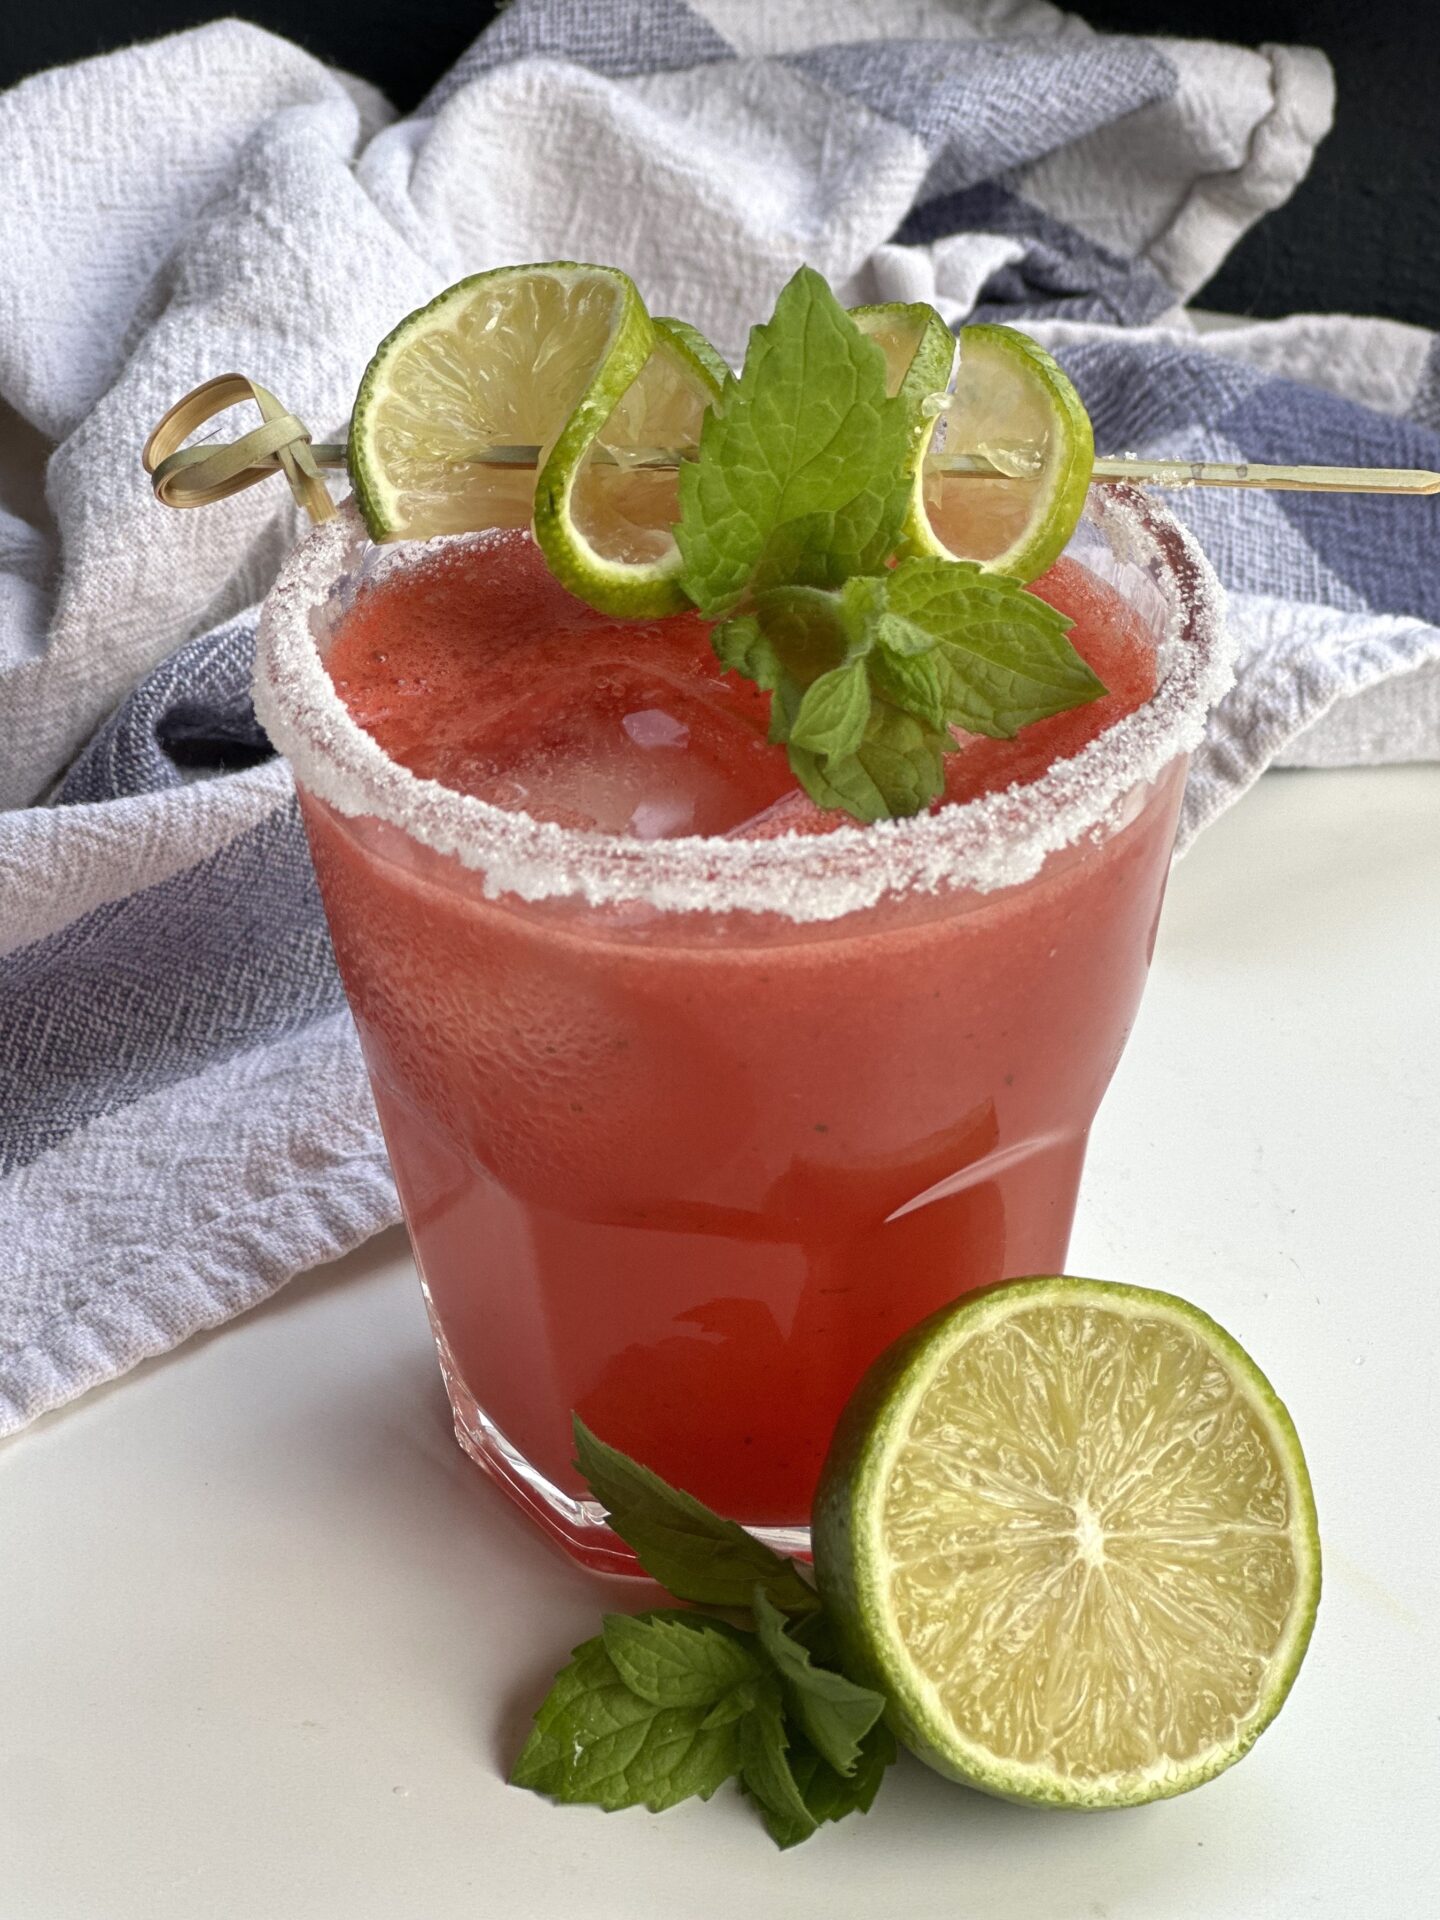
[254,489,1233,924]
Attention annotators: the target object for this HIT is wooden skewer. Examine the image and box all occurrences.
[1090,457,1440,496]
[145,388,1440,529]
[303,441,1440,497]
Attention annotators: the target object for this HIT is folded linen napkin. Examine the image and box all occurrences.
[2,0,1437,1435]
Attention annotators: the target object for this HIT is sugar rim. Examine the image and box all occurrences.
[253,490,1233,923]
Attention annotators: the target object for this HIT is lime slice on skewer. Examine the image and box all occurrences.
[904,323,1094,582]
[348,260,653,544]
[349,264,728,617]
[813,1276,1321,1809]
[535,315,726,616]
[348,273,1086,602]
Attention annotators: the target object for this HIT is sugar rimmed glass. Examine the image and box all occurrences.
[255,487,1231,1572]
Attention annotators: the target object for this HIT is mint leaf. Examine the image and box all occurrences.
[516,1431,905,1844]
[739,583,947,819]
[752,1590,886,1777]
[789,659,871,759]
[511,1634,741,1813]
[837,573,891,653]
[884,556,1104,738]
[789,1720,899,1826]
[738,1679,819,1850]
[711,614,782,690]
[748,481,908,596]
[573,1418,819,1615]
[869,644,948,733]
[748,586,849,687]
[676,266,910,618]
[855,699,951,811]
[602,1611,762,1709]
[788,698,949,822]
[701,1682,765,1730]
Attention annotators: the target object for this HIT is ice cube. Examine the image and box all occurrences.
[457,677,796,840]
[622,707,690,750]
[629,794,699,840]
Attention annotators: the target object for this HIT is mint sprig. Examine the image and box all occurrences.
[673,266,1105,820]
[511,1416,898,1848]
[727,557,1103,822]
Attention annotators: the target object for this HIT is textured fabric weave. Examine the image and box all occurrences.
[3,0,1437,1433]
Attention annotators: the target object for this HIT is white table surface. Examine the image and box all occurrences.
[4,763,1439,1920]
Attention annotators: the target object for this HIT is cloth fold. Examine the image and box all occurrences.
[2,0,1437,1435]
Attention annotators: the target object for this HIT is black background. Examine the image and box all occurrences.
[4,3,1436,328]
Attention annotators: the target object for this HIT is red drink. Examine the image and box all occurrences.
[257,495,1228,1568]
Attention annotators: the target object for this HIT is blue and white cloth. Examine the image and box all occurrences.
[2,1,1437,1433]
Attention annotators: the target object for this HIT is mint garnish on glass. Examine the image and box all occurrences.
[674,268,1105,822]
[510,1418,895,1849]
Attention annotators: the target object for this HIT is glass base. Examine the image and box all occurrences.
[430,1321,812,1576]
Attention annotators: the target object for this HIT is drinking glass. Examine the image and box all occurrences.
[255,486,1230,1571]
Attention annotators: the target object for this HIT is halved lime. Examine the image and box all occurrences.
[903,324,1093,582]
[813,1277,1320,1809]
[348,261,653,544]
[535,315,725,616]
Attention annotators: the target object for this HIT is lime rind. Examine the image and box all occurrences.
[814,1275,1321,1810]
[529,313,658,612]
[349,279,1090,602]
[655,315,732,390]
[535,317,725,617]
[349,280,1089,611]
[348,264,734,618]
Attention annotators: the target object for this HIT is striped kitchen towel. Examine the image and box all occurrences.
[2,0,1438,1432]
